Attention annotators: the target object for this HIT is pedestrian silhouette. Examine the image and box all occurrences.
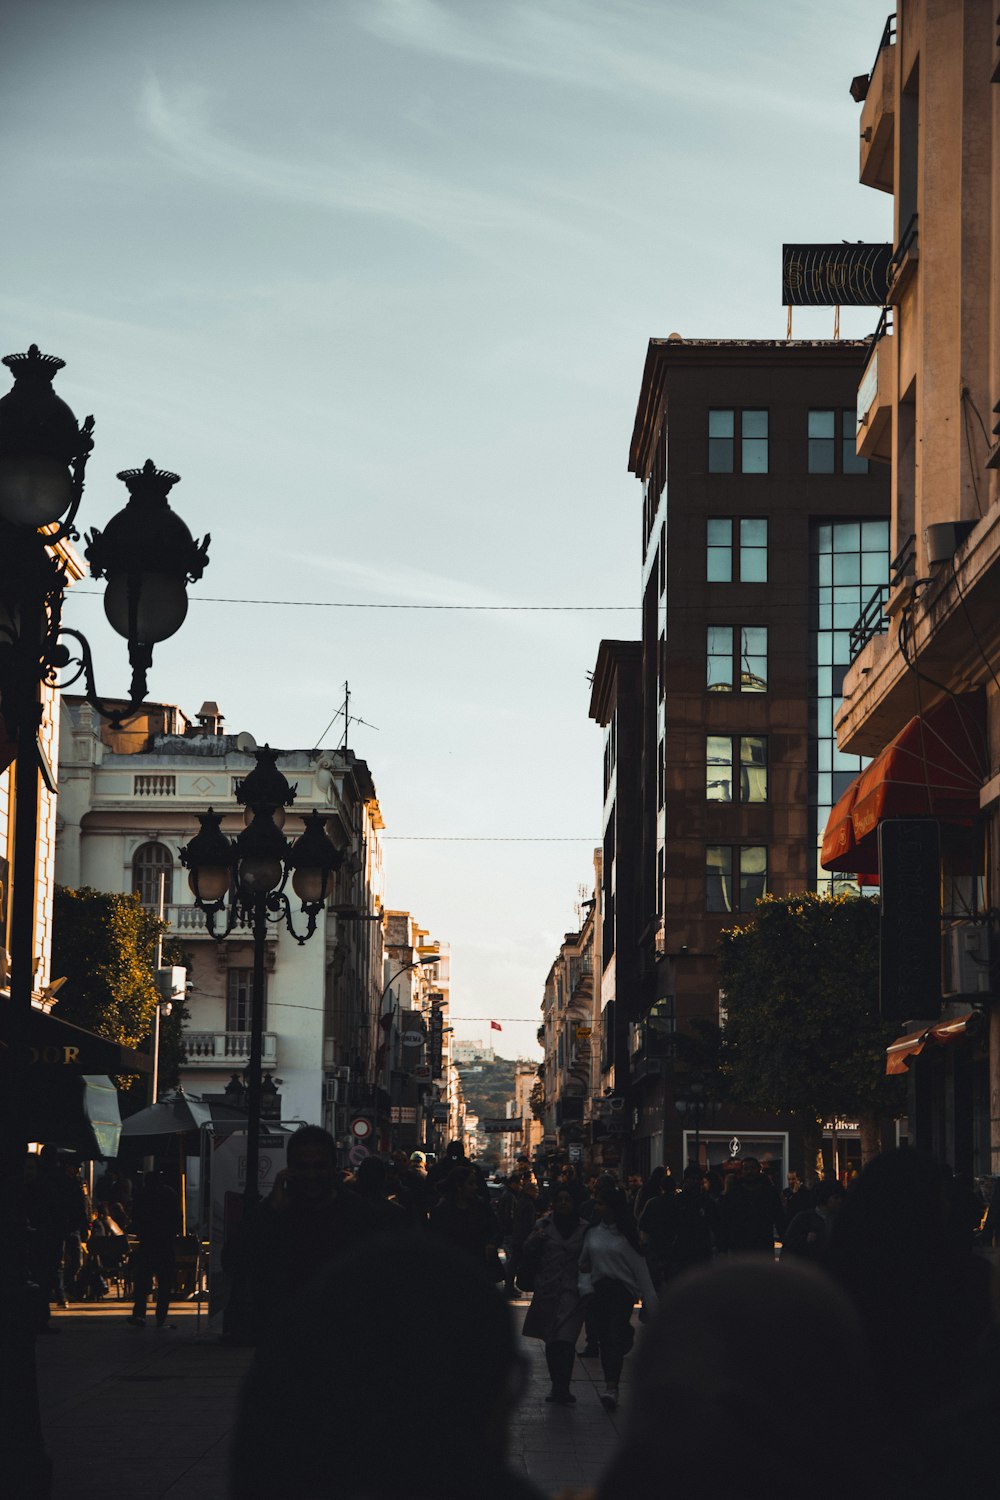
[229,1231,541,1499]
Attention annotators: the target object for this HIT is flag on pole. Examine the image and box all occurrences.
[490,1020,502,1032]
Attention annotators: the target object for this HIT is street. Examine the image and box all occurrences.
[36,1298,628,1498]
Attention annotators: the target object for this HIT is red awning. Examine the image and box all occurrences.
[821,695,985,875]
[885,1011,981,1075]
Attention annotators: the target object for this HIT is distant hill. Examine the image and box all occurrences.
[457,1054,521,1165]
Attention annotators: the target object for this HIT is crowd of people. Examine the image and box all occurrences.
[28,1132,1000,1499]
[227,1134,1000,1500]
[25,1149,184,1329]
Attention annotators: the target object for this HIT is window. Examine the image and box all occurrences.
[708,626,768,693]
[808,410,836,473]
[842,409,868,474]
[706,520,768,583]
[706,736,767,802]
[740,626,767,691]
[708,410,735,472]
[741,410,768,473]
[226,967,266,1033]
[707,626,734,690]
[808,410,869,475]
[740,519,768,581]
[706,846,767,913]
[707,518,733,581]
[132,842,173,909]
[709,409,768,473]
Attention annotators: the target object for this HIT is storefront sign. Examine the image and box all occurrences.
[782,243,892,306]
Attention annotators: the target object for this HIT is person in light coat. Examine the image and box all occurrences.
[579,1176,657,1411]
[521,1187,589,1404]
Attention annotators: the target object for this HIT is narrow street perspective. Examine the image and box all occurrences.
[3,2,1000,1498]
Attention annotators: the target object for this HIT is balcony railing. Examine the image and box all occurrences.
[182,1031,278,1066]
[134,773,176,797]
[165,903,254,936]
[886,213,918,304]
[858,14,896,193]
[849,534,916,658]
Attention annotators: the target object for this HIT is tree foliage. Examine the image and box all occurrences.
[51,886,190,1095]
[718,892,903,1125]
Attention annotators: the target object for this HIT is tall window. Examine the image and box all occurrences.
[132,842,173,908]
[808,410,869,474]
[706,846,767,913]
[741,410,768,473]
[227,967,265,1032]
[708,409,769,473]
[708,625,769,692]
[708,410,735,472]
[810,518,889,890]
[706,736,768,802]
[707,519,768,582]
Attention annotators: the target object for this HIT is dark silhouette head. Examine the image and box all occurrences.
[599,1257,875,1500]
[231,1233,525,1499]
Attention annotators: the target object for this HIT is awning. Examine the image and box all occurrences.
[26,1074,122,1158]
[885,1011,981,1075]
[822,695,985,874]
[0,1000,152,1074]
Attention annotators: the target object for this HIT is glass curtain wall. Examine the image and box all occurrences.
[809,519,889,891]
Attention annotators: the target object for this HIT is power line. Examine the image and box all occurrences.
[72,590,635,612]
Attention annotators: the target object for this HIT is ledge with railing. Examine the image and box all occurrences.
[165,902,255,936]
[181,1030,278,1067]
[849,534,916,659]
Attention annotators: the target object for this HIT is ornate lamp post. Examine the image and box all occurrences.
[180,747,343,1206]
[0,344,209,1497]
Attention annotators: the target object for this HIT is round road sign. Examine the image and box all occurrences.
[348,1143,370,1168]
[350,1115,374,1141]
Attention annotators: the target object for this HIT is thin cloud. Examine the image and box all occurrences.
[357,0,846,124]
[137,73,608,256]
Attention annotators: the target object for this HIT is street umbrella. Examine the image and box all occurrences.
[120,1089,214,1232]
[120,1088,213,1137]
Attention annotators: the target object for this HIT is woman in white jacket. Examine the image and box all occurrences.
[579,1177,657,1411]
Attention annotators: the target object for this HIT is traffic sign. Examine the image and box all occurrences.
[348,1143,369,1167]
[350,1115,374,1141]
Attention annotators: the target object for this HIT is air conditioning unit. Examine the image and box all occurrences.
[332,1065,351,1083]
[942,923,991,997]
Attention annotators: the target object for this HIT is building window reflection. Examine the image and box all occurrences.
[706,845,767,913]
[810,518,889,889]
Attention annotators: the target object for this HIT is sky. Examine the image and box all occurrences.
[1,0,891,1060]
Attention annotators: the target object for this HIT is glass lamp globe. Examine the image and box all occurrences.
[0,456,74,528]
[291,864,328,905]
[239,856,283,896]
[244,803,286,830]
[188,866,230,904]
[103,572,189,644]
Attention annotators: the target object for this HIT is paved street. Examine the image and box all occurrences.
[37,1297,628,1499]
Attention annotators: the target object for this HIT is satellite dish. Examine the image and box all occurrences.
[235,731,257,753]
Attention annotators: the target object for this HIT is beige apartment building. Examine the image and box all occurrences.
[830,2,1000,1171]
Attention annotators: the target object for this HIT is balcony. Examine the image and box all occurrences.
[849,535,915,659]
[165,903,254,938]
[859,14,896,194]
[856,310,894,462]
[886,214,918,306]
[182,1031,278,1067]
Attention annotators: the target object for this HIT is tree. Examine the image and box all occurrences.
[718,892,904,1176]
[50,886,189,1097]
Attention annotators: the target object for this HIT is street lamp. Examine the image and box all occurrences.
[378,955,442,1152]
[0,344,209,1497]
[180,746,342,1207]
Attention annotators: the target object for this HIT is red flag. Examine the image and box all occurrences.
[490,1021,502,1032]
